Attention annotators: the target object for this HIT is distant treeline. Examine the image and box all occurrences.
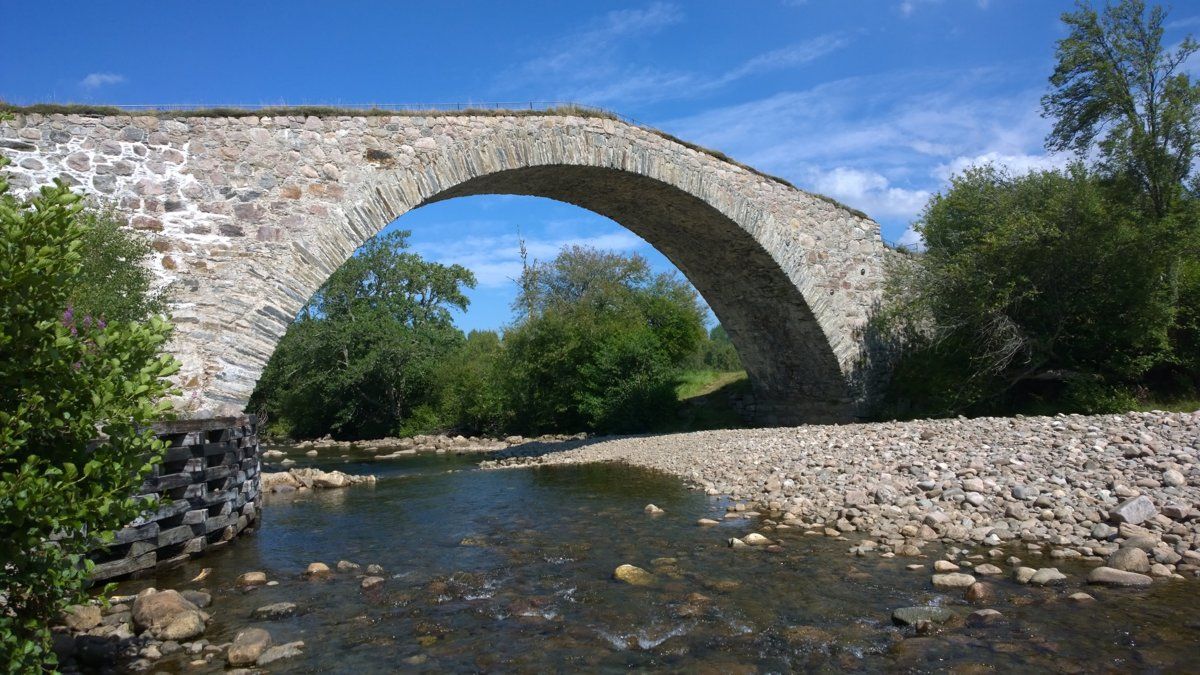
[249,236,741,440]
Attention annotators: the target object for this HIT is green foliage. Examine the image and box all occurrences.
[880,165,1177,416]
[0,159,178,670]
[700,325,743,372]
[70,207,166,323]
[499,246,707,434]
[879,1,1200,419]
[432,330,510,436]
[1043,0,1199,219]
[249,231,475,440]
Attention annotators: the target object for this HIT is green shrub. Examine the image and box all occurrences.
[0,162,178,670]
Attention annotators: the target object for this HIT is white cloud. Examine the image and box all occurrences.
[896,225,925,251]
[807,167,932,220]
[80,72,125,89]
[412,228,647,288]
[661,67,1062,238]
[934,151,1066,181]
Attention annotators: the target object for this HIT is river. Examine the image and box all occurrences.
[114,446,1200,673]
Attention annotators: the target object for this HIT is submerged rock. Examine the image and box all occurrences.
[236,571,268,587]
[257,640,305,666]
[252,602,297,620]
[613,564,655,586]
[892,606,954,626]
[304,562,331,577]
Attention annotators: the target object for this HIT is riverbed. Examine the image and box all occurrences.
[107,444,1200,673]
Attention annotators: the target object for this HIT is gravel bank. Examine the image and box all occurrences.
[483,411,1200,575]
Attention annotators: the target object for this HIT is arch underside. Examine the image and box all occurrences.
[424,165,852,424]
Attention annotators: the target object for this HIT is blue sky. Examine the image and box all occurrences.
[5,0,1199,330]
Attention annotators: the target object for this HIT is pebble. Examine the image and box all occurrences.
[361,576,385,590]
[697,518,720,526]
[933,560,960,572]
[644,503,665,514]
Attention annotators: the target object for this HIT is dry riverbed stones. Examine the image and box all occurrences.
[482,410,1200,579]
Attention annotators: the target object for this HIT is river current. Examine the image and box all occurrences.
[116,447,1200,673]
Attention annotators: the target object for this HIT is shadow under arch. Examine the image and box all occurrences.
[418,165,851,424]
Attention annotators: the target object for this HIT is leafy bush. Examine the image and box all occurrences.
[0,163,178,670]
[879,165,1176,417]
[70,207,165,323]
[500,246,706,435]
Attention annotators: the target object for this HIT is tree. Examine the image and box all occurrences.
[500,246,706,434]
[1043,0,1199,219]
[880,165,1172,416]
[432,330,509,436]
[249,230,475,439]
[0,159,178,670]
[1043,0,1200,392]
[702,324,743,372]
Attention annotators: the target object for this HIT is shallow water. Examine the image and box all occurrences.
[120,447,1200,673]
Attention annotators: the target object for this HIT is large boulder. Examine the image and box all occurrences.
[227,627,272,666]
[1107,547,1151,573]
[1087,566,1153,587]
[131,589,208,640]
[61,604,102,632]
[1110,495,1157,525]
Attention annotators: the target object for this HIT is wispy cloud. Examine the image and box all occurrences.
[713,34,851,86]
[662,65,1061,241]
[412,225,647,288]
[1166,15,1200,30]
[496,3,848,106]
[79,72,125,89]
[899,0,991,17]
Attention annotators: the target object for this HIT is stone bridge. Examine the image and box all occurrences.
[1,109,891,425]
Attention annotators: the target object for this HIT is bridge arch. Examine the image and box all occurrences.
[0,110,889,424]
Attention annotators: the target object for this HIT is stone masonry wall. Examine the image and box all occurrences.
[1,111,892,424]
[90,416,261,582]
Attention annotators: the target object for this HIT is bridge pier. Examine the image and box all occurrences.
[89,417,262,581]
